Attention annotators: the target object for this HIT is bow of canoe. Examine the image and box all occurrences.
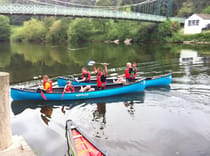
[66,120,108,156]
[145,73,172,88]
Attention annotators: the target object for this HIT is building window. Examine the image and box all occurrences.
[188,20,199,26]
[196,20,199,25]
[188,20,191,26]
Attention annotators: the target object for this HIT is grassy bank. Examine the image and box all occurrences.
[169,29,210,43]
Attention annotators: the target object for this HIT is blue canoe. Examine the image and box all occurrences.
[57,73,172,88]
[11,79,145,101]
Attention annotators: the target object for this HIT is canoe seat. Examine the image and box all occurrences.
[72,135,82,139]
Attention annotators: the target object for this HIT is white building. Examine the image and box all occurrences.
[184,14,210,34]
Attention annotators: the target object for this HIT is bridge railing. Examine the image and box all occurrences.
[0,4,185,23]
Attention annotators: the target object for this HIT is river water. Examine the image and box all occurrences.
[1,42,210,156]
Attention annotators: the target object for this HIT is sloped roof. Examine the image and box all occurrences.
[196,14,210,20]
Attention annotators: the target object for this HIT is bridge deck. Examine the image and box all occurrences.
[0,4,185,23]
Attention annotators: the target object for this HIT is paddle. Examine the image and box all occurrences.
[87,60,109,66]
[41,91,47,101]
[37,88,47,101]
[61,91,65,100]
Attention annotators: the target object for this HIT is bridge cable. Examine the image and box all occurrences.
[26,0,157,9]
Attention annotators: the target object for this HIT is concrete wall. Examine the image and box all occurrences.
[0,72,12,150]
[184,14,210,34]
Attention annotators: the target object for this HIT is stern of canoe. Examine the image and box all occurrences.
[145,73,172,88]
[11,88,43,101]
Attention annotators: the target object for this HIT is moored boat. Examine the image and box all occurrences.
[66,120,108,156]
[11,79,145,101]
[57,73,172,88]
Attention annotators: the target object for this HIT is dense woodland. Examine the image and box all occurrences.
[0,0,210,42]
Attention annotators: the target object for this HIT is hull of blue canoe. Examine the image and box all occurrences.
[11,80,145,101]
[57,73,172,87]
[145,73,172,87]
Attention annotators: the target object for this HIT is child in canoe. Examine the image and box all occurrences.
[64,81,75,93]
[42,75,52,93]
[93,63,108,90]
[77,67,91,82]
[64,81,94,93]
[115,62,137,83]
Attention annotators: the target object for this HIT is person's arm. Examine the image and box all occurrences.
[63,85,67,93]
[104,64,108,76]
[71,86,75,93]
[77,78,86,82]
[93,64,97,74]
[133,62,137,73]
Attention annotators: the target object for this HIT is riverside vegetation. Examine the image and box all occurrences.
[0,0,210,43]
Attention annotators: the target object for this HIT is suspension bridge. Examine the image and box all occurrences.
[0,0,185,23]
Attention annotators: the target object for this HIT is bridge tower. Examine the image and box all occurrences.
[155,0,173,17]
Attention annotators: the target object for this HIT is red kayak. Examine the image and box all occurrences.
[66,120,108,156]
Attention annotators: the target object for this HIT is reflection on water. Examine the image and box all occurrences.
[179,49,203,65]
[124,101,135,117]
[0,42,181,83]
[92,103,107,138]
[6,42,210,156]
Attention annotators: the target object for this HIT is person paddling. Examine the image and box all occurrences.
[77,67,91,82]
[125,62,137,82]
[64,81,75,93]
[116,62,137,83]
[42,75,52,93]
[93,63,108,90]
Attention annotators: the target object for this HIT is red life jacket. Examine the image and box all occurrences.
[43,80,52,93]
[65,85,75,93]
[97,72,106,88]
[82,71,91,82]
[125,68,137,79]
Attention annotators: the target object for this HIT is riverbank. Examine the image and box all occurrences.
[7,19,210,45]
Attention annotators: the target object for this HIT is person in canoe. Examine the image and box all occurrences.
[115,62,137,83]
[42,75,52,93]
[80,85,95,92]
[93,63,108,90]
[77,67,91,82]
[64,81,75,93]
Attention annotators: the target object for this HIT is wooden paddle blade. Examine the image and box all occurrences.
[41,91,47,100]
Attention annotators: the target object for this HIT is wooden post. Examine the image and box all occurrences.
[0,72,12,150]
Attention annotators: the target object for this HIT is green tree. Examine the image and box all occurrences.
[202,6,210,14]
[177,2,195,17]
[12,18,46,42]
[43,16,56,31]
[0,15,10,41]
[68,18,93,42]
[158,20,180,40]
[46,18,70,43]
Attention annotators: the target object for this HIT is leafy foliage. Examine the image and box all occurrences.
[46,18,70,43]
[177,2,195,17]
[202,6,210,14]
[68,18,93,42]
[12,18,46,42]
[0,15,10,41]
[158,20,180,41]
